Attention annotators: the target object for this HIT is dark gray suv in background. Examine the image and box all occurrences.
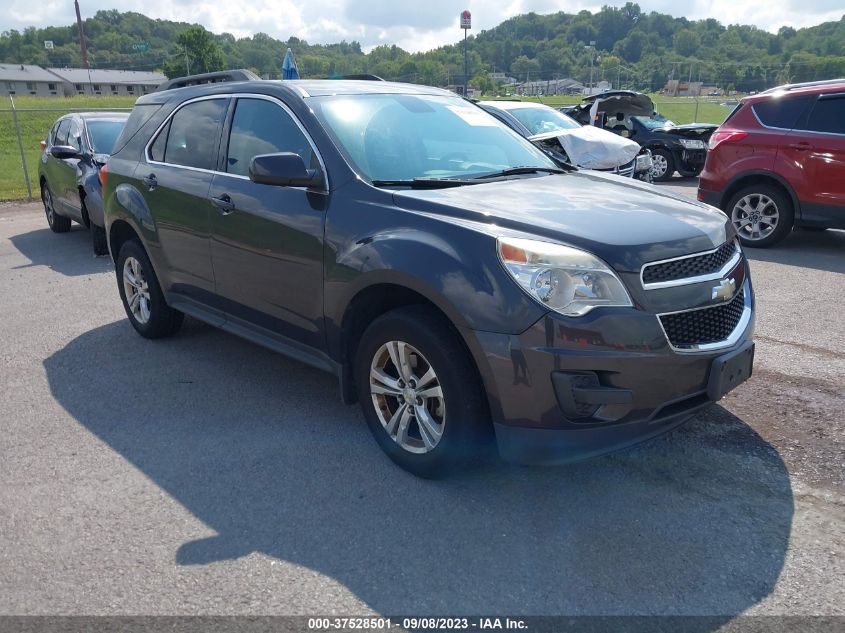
[103,76,755,477]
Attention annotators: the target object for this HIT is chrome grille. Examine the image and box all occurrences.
[659,289,746,349]
[642,241,738,287]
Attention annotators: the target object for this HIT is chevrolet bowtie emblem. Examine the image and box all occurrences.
[712,278,736,302]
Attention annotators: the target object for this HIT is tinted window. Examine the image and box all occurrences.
[802,96,845,134]
[48,121,62,145]
[149,121,169,162]
[752,96,812,129]
[87,119,126,154]
[113,103,162,154]
[226,98,315,177]
[163,99,227,170]
[54,119,71,146]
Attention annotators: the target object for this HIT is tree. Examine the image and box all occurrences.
[163,26,224,78]
[510,55,540,80]
[673,29,700,57]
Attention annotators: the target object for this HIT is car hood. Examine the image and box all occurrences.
[392,172,729,272]
[529,127,641,170]
[656,123,718,140]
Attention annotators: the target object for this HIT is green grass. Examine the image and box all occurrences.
[0,93,733,201]
[0,95,136,201]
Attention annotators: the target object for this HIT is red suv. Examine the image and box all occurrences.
[698,79,845,247]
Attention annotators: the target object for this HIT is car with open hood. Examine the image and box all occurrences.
[566,91,718,181]
[38,112,129,255]
[478,100,653,181]
[103,73,754,477]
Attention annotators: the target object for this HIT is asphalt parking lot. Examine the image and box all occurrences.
[0,180,843,621]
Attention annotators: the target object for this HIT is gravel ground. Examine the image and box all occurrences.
[0,190,842,621]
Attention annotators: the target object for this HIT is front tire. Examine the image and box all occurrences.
[354,306,490,478]
[725,183,794,248]
[650,149,674,182]
[116,240,184,338]
[42,183,71,233]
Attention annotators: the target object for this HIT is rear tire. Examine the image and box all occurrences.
[42,183,71,233]
[725,183,794,248]
[650,149,674,182]
[91,223,108,256]
[116,239,184,339]
[354,306,490,478]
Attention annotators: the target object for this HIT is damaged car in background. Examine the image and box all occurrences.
[478,100,653,181]
[566,91,718,181]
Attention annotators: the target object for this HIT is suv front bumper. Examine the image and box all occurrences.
[465,289,755,464]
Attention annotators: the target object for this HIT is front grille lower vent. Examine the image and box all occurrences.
[659,289,746,349]
[643,241,737,286]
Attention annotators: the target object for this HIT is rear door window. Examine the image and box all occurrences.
[224,97,315,177]
[801,95,845,135]
[752,96,813,129]
[161,99,227,170]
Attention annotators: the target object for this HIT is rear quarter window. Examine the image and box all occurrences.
[112,104,162,154]
[752,96,813,129]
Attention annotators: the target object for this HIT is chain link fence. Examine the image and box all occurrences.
[0,96,132,201]
[0,94,734,202]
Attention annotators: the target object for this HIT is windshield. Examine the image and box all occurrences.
[310,94,557,182]
[87,119,127,154]
[634,115,676,129]
[505,105,581,135]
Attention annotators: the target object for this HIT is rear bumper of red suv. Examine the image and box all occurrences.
[697,187,721,208]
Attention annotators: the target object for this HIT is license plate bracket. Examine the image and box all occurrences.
[707,341,754,400]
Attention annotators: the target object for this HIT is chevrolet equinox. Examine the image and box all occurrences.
[103,77,755,477]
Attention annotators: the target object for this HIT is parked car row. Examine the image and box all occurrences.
[33,72,750,478]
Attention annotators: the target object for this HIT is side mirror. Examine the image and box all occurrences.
[50,145,81,160]
[249,152,324,189]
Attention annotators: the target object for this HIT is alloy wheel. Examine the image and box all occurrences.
[650,154,668,179]
[370,340,446,454]
[122,256,151,324]
[43,188,54,226]
[731,193,779,242]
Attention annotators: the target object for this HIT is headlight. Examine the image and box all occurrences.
[679,139,706,150]
[635,154,653,171]
[497,237,633,316]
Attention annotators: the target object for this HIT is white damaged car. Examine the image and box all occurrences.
[478,100,653,181]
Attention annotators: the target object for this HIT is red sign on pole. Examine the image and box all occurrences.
[460,10,472,30]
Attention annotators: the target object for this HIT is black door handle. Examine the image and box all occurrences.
[142,173,157,190]
[210,194,235,214]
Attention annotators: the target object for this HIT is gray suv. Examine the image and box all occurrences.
[103,76,755,477]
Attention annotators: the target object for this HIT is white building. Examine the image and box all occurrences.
[0,64,64,97]
[0,64,165,98]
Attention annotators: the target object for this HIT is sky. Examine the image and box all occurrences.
[3,0,844,53]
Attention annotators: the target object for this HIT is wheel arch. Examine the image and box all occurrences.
[334,280,497,421]
[719,171,801,220]
[108,218,142,263]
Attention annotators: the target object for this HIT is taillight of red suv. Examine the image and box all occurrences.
[708,129,748,151]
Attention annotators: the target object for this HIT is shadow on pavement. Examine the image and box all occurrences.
[745,229,845,274]
[8,226,108,277]
[44,320,794,622]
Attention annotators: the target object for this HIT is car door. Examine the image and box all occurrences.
[42,118,71,213]
[140,97,228,303]
[789,93,845,228]
[207,95,328,351]
[60,116,85,220]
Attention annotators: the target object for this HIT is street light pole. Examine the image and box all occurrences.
[460,10,472,97]
[586,41,596,94]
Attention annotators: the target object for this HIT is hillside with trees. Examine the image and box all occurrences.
[1,4,843,92]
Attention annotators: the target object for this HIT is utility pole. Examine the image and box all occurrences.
[184,45,191,75]
[74,0,92,93]
[586,41,596,94]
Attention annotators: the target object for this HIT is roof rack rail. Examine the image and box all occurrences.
[156,69,261,92]
[762,78,845,93]
[336,74,385,81]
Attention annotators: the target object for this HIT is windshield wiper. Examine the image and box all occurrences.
[473,166,567,179]
[371,177,481,189]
